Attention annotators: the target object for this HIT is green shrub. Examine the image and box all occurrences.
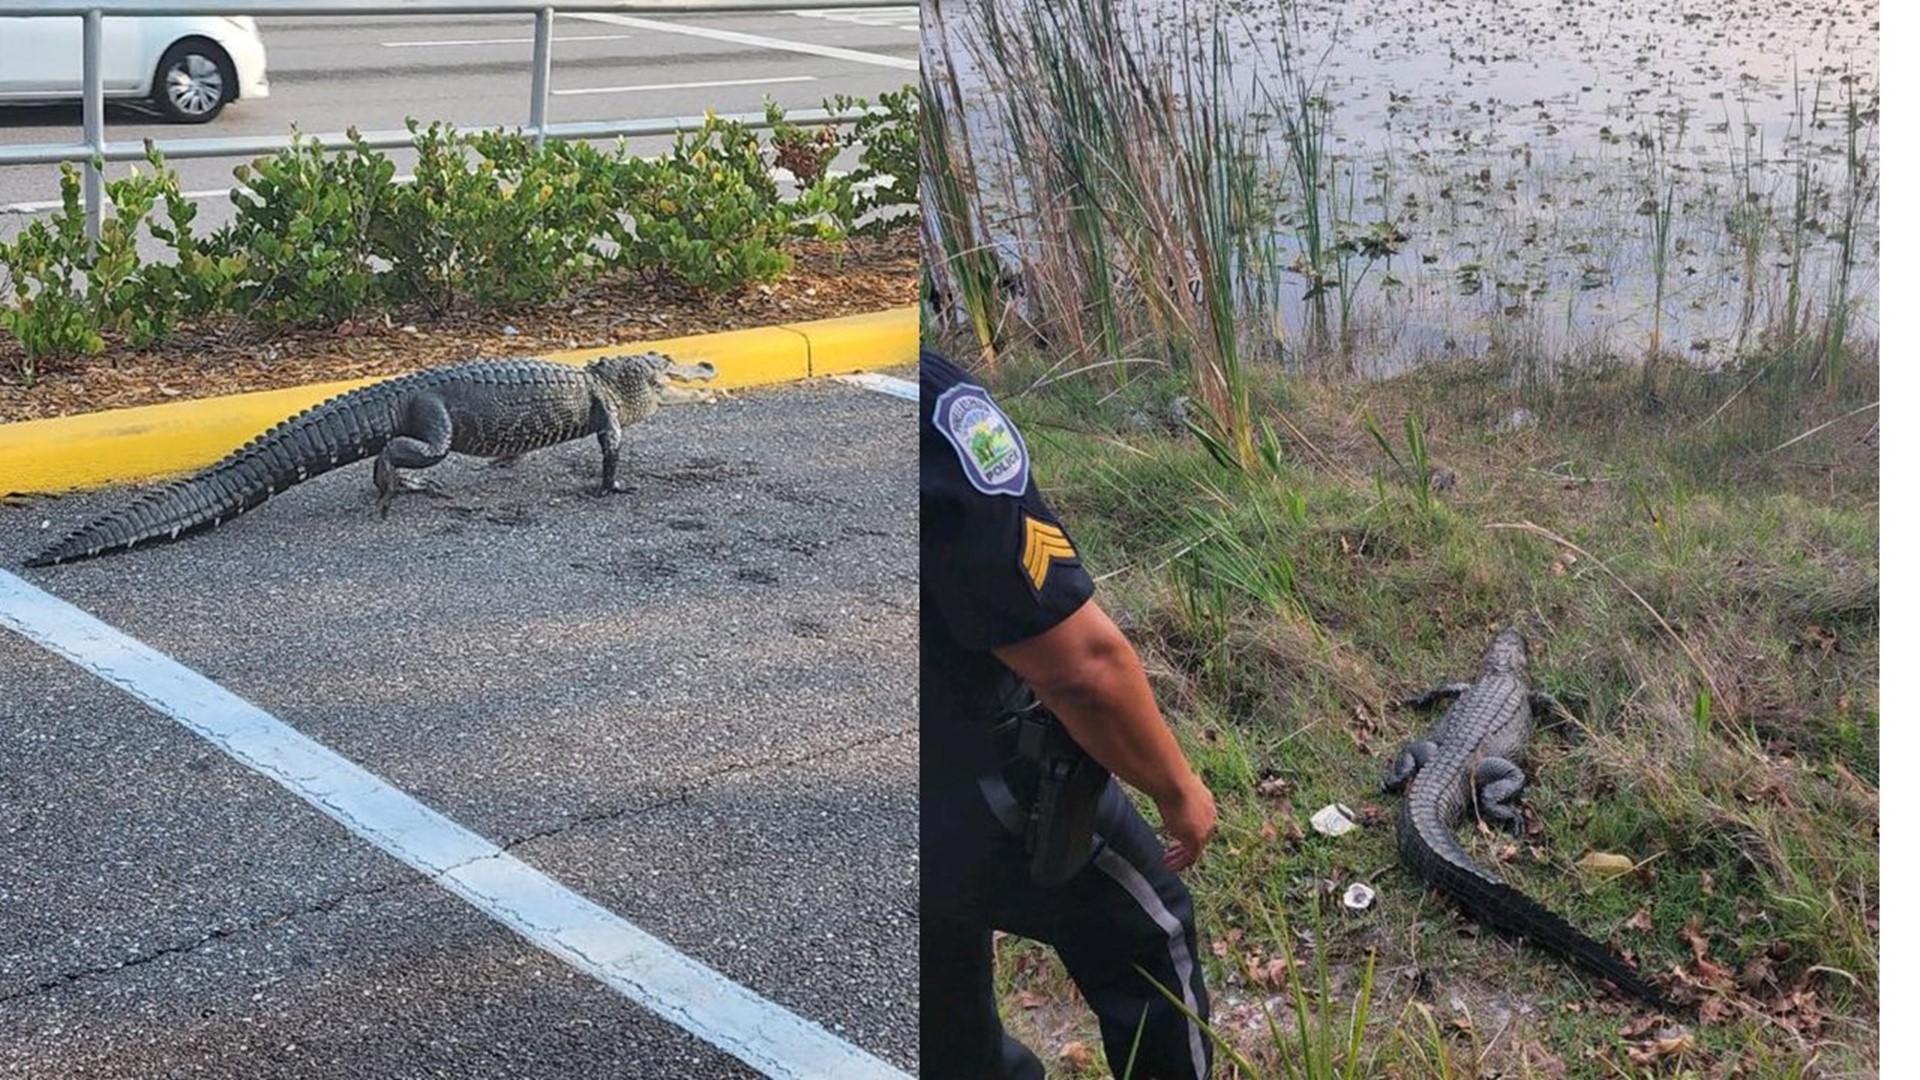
[376,123,617,314]
[830,84,920,235]
[616,115,796,291]
[766,100,855,242]
[138,153,247,333]
[224,131,392,327]
[0,166,104,380]
[1,107,909,367]
[0,157,193,377]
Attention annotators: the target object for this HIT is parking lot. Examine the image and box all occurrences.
[0,377,918,1077]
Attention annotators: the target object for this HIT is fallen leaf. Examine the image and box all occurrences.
[1577,851,1636,877]
[1249,955,1289,989]
[1740,952,1777,993]
[1624,1027,1694,1065]
[1518,1040,1568,1078]
[1623,907,1654,933]
[1618,1012,1665,1038]
[1680,920,1710,963]
[1060,1041,1095,1069]
[1011,990,1048,1010]
[1697,995,1736,1024]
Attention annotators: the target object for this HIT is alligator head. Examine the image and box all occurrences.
[589,352,720,409]
[1478,627,1530,677]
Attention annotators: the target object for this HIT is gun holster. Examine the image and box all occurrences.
[992,702,1109,888]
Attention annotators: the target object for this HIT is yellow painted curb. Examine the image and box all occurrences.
[796,309,921,377]
[0,307,917,496]
[546,324,809,388]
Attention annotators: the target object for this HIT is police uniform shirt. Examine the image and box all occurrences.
[920,349,1096,800]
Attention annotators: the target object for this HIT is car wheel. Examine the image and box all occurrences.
[151,39,234,123]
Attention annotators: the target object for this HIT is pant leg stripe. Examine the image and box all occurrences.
[1091,847,1208,1080]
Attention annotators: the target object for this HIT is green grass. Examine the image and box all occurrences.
[970,342,1878,1078]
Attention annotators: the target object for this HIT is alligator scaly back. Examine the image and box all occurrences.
[23,376,420,567]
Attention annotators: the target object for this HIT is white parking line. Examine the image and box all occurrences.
[565,12,916,70]
[835,373,918,401]
[4,177,417,215]
[557,75,816,97]
[787,7,920,32]
[381,34,630,48]
[0,570,909,1080]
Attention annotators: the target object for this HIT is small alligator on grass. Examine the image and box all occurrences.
[1383,628,1669,1007]
[25,353,718,567]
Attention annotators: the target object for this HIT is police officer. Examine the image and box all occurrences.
[921,348,1218,1080]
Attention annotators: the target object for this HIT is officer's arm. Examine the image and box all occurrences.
[994,599,1217,869]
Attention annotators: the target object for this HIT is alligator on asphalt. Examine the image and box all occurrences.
[1382,627,1670,1007]
[24,352,719,567]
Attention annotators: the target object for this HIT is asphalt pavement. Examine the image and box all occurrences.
[0,7,920,235]
[0,376,918,1077]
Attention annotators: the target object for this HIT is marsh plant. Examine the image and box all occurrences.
[922,0,1878,449]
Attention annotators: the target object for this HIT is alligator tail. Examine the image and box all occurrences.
[25,383,406,567]
[1405,805,1668,1007]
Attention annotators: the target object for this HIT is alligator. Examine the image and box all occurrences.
[1383,628,1668,1007]
[24,352,718,567]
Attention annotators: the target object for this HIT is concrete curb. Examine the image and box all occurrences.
[0,307,917,495]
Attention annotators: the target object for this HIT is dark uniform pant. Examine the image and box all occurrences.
[923,782,1211,1080]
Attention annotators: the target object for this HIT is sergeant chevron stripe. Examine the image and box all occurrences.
[1020,516,1077,591]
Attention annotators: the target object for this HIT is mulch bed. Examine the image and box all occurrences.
[0,232,918,425]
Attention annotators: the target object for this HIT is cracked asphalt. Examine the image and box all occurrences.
[0,378,917,1078]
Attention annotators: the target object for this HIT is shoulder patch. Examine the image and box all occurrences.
[932,382,1030,497]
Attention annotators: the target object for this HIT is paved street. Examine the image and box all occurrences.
[0,377,918,1077]
[0,7,919,232]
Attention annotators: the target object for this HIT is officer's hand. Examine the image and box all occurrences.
[1157,777,1217,872]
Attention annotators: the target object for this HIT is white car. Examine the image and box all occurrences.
[0,15,268,123]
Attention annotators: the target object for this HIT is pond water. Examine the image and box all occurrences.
[926,0,1879,375]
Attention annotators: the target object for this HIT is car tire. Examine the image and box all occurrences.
[151,38,235,123]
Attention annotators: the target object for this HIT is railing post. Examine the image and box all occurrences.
[82,7,105,242]
[529,7,554,148]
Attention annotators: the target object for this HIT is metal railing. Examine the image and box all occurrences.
[0,0,910,237]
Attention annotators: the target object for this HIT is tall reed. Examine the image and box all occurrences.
[921,0,1298,464]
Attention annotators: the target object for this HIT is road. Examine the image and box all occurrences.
[0,7,919,231]
[0,377,918,1077]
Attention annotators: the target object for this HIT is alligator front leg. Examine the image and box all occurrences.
[1402,682,1473,710]
[1473,756,1527,835]
[1383,740,1437,793]
[1528,691,1573,727]
[592,396,624,494]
